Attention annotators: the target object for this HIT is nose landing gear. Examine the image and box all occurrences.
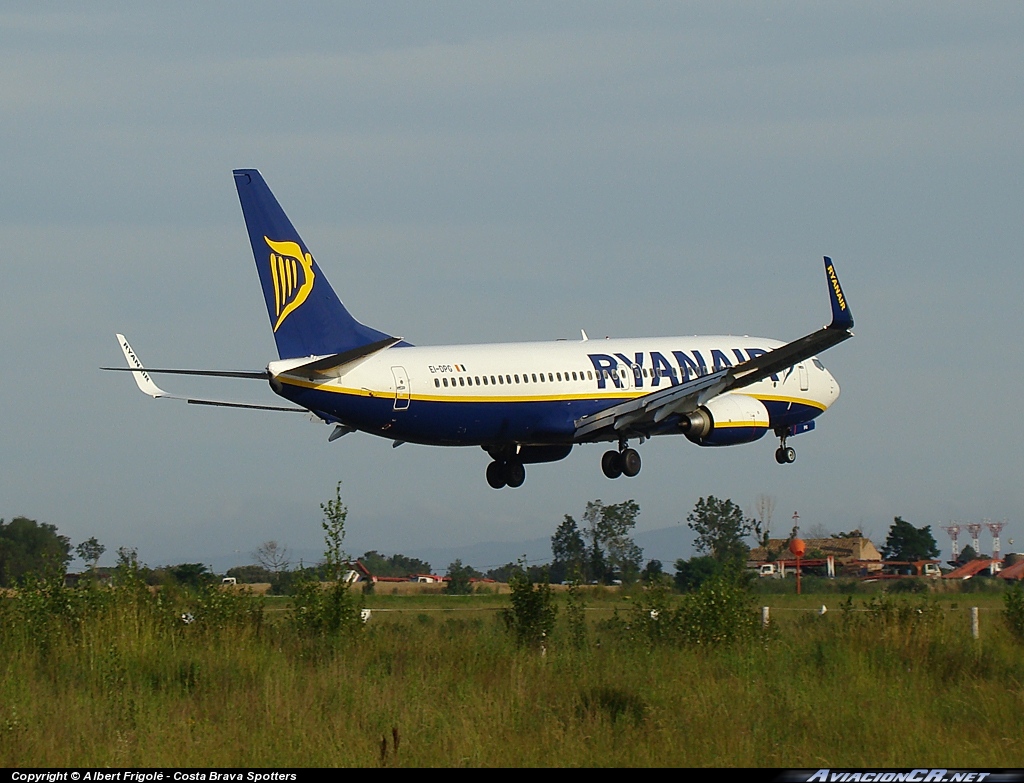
[774,428,796,464]
[601,440,642,479]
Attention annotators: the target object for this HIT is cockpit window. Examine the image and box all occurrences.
[812,358,825,370]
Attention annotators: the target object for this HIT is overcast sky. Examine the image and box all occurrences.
[2,3,1021,571]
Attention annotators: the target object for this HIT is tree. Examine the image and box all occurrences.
[486,561,547,583]
[955,544,981,565]
[752,494,775,551]
[165,562,215,588]
[253,540,290,574]
[75,536,106,570]
[642,559,669,585]
[686,496,754,569]
[674,555,725,592]
[445,559,477,594]
[807,522,832,539]
[320,481,349,581]
[881,516,939,561]
[226,564,274,583]
[291,481,360,636]
[832,529,863,539]
[579,500,643,584]
[0,517,73,586]
[550,515,587,584]
[359,550,432,578]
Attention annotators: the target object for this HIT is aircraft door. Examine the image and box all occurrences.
[391,366,410,411]
[630,363,642,390]
[798,363,809,392]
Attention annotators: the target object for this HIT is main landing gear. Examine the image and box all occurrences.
[486,459,526,489]
[601,441,642,479]
[774,428,796,464]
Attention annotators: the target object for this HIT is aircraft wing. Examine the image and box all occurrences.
[574,256,854,441]
[574,368,732,440]
[107,334,307,413]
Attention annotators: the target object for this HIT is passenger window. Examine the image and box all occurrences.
[532,374,538,382]
[539,373,545,382]
[588,371,593,380]
[515,374,520,383]
[482,376,488,386]
[498,375,504,384]
[459,377,465,386]
[506,375,511,384]
[443,378,449,387]
[556,372,562,382]
[490,376,496,385]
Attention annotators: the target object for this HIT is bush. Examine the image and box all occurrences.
[631,577,758,647]
[290,577,362,638]
[1004,585,1024,641]
[886,578,930,594]
[501,565,556,649]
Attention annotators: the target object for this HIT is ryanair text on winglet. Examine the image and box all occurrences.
[826,263,846,312]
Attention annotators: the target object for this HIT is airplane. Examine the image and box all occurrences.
[106,169,854,489]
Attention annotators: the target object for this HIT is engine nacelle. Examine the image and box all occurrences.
[679,394,770,447]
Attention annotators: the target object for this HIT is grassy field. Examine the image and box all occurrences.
[1,577,1022,767]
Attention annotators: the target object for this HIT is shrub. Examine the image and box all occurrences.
[631,577,757,647]
[1004,584,1024,642]
[501,564,556,649]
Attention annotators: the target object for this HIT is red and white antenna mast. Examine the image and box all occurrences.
[941,524,961,560]
[966,523,983,555]
[985,520,1007,561]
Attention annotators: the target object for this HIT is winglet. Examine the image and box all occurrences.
[116,334,169,398]
[824,256,853,330]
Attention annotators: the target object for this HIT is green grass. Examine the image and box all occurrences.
[1,579,1022,766]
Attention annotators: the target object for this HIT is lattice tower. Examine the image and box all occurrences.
[985,521,1006,560]
[966,523,983,555]
[941,524,961,559]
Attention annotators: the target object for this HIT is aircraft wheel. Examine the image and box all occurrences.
[506,461,526,488]
[775,448,787,464]
[601,450,622,479]
[621,448,642,477]
[486,460,507,489]
[784,446,797,464]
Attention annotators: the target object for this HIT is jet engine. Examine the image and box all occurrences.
[679,394,770,447]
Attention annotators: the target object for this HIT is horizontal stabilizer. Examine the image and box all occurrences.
[102,366,269,380]
[109,334,306,413]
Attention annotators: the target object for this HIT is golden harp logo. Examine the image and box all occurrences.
[265,237,315,332]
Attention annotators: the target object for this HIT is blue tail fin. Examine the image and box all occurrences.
[233,169,395,359]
